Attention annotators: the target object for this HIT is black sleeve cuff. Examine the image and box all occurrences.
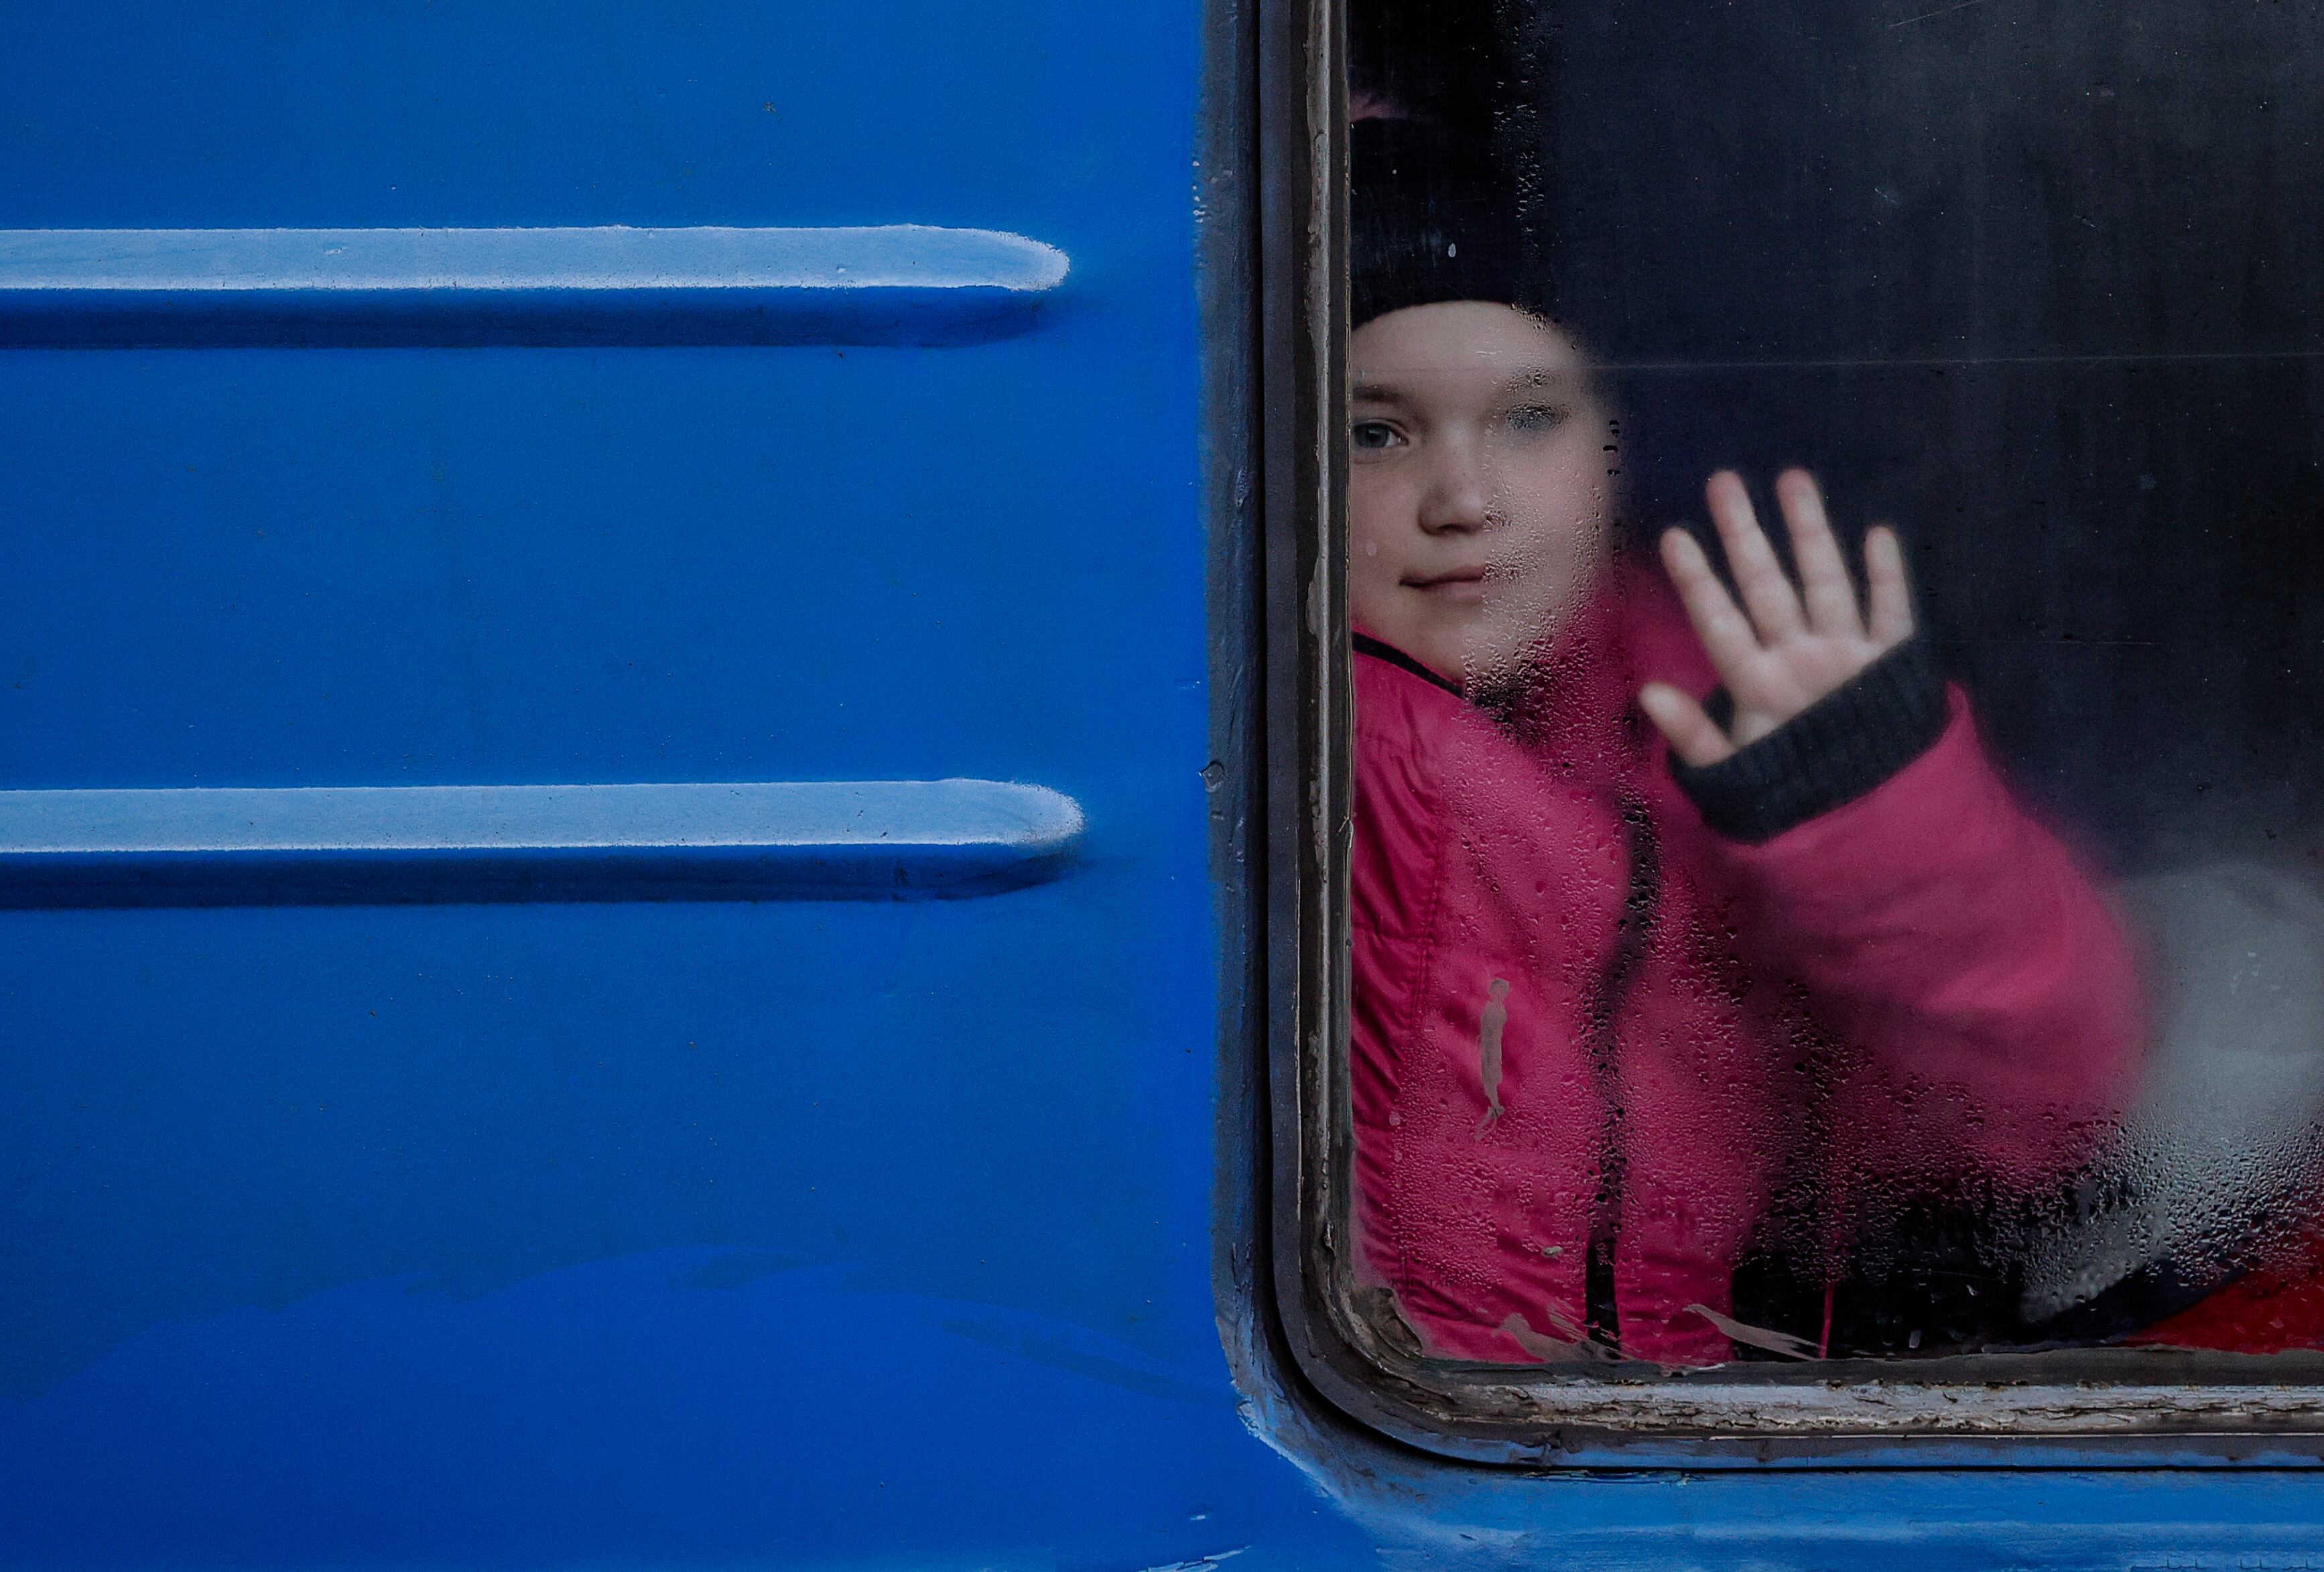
[1670,637,1949,844]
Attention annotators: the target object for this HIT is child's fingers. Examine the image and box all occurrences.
[1639,682,1736,768]
[1705,470,1805,643]
[1864,524,1915,648]
[1774,468,1862,639]
[1659,527,1761,678]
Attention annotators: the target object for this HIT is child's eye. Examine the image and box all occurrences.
[1501,404,1569,436]
[1350,419,1405,454]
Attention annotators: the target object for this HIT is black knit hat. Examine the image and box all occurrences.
[1350,117,1543,329]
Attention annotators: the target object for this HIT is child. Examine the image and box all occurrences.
[1346,120,2143,1365]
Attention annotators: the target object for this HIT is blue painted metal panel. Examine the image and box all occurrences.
[0,779,1082,903]
[0,3,1360,1568]
[0,225,1068,345]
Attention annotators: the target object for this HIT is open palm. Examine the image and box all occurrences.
[1640,468,1915,768]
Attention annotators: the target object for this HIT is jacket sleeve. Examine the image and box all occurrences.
[1703,686,2143,1191]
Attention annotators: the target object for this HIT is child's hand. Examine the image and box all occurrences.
[1640,469,1913,768]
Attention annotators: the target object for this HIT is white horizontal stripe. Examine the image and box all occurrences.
[0,225,1069,294]
[0,780,1084,856]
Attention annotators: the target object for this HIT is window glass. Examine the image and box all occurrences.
[1342,0,2324,1368]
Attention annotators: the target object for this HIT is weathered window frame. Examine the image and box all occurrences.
[1246,0,2324,1469]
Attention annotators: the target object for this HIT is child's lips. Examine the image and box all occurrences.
[1405,566,1495,604]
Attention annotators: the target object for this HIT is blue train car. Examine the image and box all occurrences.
[5,4,2324,1568]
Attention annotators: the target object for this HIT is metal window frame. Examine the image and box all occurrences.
[1235,0,2324,1469]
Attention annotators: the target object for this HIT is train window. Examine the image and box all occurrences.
[1273,0,2324,1452]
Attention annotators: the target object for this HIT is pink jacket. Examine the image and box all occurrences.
[1350,564,2142,1365]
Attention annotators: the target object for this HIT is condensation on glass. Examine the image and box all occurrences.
[1338,0,2324,1374]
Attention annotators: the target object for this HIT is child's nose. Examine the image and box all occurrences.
[1419,450,1492,534]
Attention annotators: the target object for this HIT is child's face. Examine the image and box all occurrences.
[1348,302,1614,690]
